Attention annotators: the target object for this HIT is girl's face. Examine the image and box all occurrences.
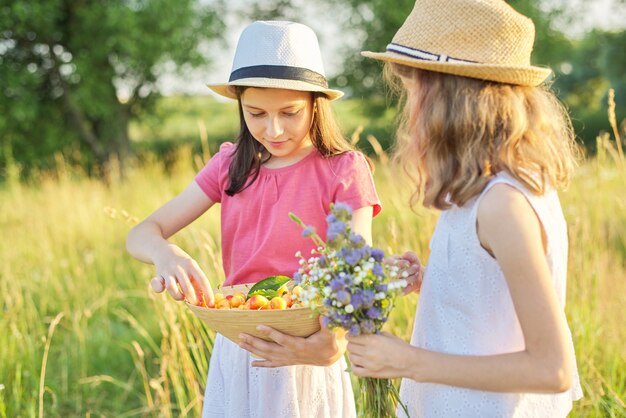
[241,88,314,166]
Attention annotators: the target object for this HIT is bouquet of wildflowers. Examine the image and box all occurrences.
[290,202,409,417]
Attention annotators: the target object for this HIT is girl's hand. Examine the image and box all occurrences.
[347,332,415,379]
[238,317,345,367]
[387,251,424,294]
[149,243,214,306]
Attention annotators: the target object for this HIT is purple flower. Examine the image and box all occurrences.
[293,271,303,284]
[362,290,375,307]
[330,277,345,292]
[372,263,384,277]
[348,324,361,336]
[302,226,315,237]
[350,291,363,310]
[375,283,388,292]
[366,306,381,319]
[335,290,351,305]
[350,233,365,246]
[326,214,337,223]
[328,221,347,237]
[322,316,331,328]
[371,248,385,262]
[333,202,353,219]
[342,248,362,266]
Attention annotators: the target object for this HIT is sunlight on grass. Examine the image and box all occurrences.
[1,127,625,416]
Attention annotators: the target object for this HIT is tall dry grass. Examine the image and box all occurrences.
[1,96,625,416]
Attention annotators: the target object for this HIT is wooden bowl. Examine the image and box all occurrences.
[186,284,320,344]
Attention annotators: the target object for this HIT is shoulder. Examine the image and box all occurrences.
[327,150,372,172]
[216,141,236,159]
[478,183,532,223]
[477,182,542,251]
[195,142,235,187]
[204,141,235,168]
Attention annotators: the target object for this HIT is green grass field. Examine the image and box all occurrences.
[1,114,625,416]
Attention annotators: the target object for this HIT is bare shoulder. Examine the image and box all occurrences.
[477,183,541,253]
[477,183,532,223]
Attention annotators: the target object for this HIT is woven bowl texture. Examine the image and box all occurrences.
[186,283,320,344]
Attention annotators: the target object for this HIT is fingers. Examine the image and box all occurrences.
[163,275,184,300]
[189,265,214,306]
[401,250,419,263]
[172,268,197,305]
[347,351,370,377]
[250,359,282,368]
[238,332,288,365]
[255,325,298,349]
[345,334,369,347]
[151,276,166,293]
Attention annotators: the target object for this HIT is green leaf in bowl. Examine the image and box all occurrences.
[247,275,291,298]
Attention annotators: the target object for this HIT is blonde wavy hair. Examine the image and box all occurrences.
[385,63,580,210]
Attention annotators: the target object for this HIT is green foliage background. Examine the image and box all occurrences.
[1,0,625,179]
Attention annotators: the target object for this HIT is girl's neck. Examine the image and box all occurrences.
[262,142,316,169]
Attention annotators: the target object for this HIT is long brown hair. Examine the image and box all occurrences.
[386,63,579,210]
[225,87,361,196]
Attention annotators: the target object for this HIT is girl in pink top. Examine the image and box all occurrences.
[126,21,380,417]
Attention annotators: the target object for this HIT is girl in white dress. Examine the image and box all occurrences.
[346,0,583,416]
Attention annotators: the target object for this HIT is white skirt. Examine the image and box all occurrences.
[202,334,356,418]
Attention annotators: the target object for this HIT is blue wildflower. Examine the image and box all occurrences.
[350,291,363,310]
[335,290,351,305]
[328,221,347,237]
[366,306,381,319]
[321,316,331,328]
[362,290,375,307]
[371,248,385,261]
[350,233,365,246]
[302,226,315,237]
[348,324,361,336]
[333,202,353,220]
[330,277,345,292]
[342,248,362,266]
[372,263,384,277]
[375,283,388,292]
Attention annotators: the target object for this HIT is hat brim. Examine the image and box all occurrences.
[207,78,344,101]
[362,51,552,87]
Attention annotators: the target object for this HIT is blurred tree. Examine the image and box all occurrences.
[0,0,224,179]
[312,0,624,148]
[324,0,415,101]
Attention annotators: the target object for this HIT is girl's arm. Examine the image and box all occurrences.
[126,180,216,305]
[347,185,574,393]
[238,205,374,367]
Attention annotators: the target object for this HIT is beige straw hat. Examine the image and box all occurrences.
[208,21,343,100]
[362,0,552,86]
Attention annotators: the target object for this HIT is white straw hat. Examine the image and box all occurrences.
[361,0,552,86]
[208,21,344,100]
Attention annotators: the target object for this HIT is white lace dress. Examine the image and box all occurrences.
[202,334,356,417]
[399,172,583,417]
